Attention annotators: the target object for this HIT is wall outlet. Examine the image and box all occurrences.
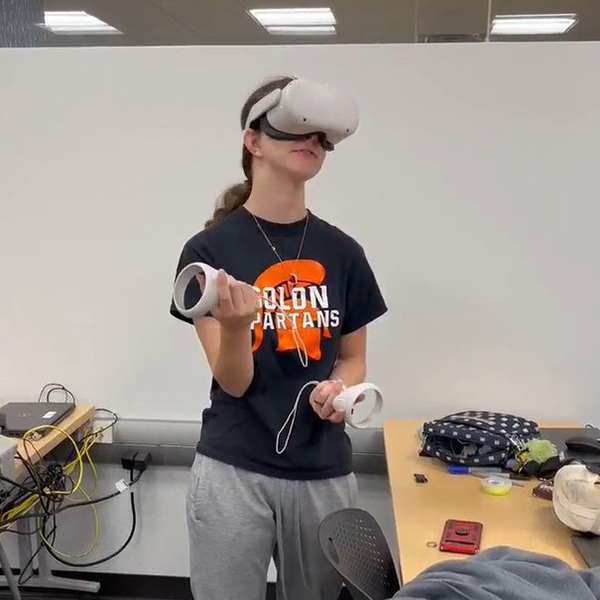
[90,417,115,444]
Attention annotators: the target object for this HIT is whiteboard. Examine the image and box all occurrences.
[1,43,599,423]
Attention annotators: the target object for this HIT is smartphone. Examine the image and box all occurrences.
[439,519,483,555]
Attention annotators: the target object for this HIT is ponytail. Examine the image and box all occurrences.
[205,147,253,228]
[205,180,251,228]
[204,76,294,229]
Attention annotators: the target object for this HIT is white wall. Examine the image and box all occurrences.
[2,43,600,425]
[1,42,600,575]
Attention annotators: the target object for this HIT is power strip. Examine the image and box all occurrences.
[90,417,114,444]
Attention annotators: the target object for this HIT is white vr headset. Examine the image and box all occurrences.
[244,78,359,151]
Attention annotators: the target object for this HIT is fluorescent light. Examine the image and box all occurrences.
[250,8,336,26]
[249,7,336,35]
[266,25,336,36]
[38,11,122,35]
[491,14,577,36]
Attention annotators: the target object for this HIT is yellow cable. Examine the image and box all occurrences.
[63,432,99,494]
[22,425,84,495]
[1,495,39,524]
[38,486,100,559]
[83,441,99,494]
[1,417,114,558]
[1,425,87,525]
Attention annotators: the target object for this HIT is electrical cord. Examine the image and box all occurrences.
[20,424,85,496]
[84,408,119,445]
[41,466,138,567]
[2,449,87,527]
[0,474,51,497]
[1,423,96,526]
[18,528,57,585]
[62,408,118,470]
[17,494,60,586]
[0,469,144,527]
[0,517,46,537]
[12,452,54,500]
[52,469,143,517]
[91,408,118,428]
[0,453,61,527]
[37,383,76,404]
[0,406,143,569]
[39,485,100,559]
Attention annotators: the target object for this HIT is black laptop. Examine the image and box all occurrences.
[0,402,75,437]
[540,427,600,465]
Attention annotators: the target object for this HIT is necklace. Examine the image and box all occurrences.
[250,210,309,294]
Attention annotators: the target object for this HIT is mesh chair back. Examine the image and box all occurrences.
[319,508,401,600]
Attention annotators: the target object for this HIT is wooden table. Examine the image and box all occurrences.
[13,404,95,479]
[383,419,586,583]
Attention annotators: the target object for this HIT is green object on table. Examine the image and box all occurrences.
[516,438,559,469]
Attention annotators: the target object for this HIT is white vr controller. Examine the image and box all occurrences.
[172,262,219,320]
[172,262,383,430]
[330,382,383,429]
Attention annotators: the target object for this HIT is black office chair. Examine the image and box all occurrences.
[319,508,402,600]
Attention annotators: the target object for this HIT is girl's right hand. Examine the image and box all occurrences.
[211,269,260,331]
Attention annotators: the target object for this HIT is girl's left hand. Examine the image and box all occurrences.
[309,380,346,423]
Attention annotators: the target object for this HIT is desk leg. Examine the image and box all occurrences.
[34,540,100,593]
[0,518,100,594]
[0,539,22,600]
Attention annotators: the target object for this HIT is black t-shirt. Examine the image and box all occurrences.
[170,207,387,480]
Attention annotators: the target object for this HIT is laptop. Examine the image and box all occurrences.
[0,402,75,437]
[540,427,600,466]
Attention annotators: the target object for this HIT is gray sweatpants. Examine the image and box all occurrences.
[186,453,358,600]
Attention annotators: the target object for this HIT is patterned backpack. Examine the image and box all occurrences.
[420,410,540,467]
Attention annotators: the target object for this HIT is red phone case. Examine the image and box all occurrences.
[439,519,483,555]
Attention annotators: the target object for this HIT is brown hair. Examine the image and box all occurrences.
[204,76,295,228]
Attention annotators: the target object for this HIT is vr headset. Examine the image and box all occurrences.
[244,78,359,151]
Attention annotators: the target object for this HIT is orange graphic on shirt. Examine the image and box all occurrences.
[252,259,334,362]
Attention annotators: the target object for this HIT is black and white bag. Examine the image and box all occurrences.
[420,411,540,467]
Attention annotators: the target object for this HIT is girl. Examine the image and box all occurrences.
[170,76,387,600]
